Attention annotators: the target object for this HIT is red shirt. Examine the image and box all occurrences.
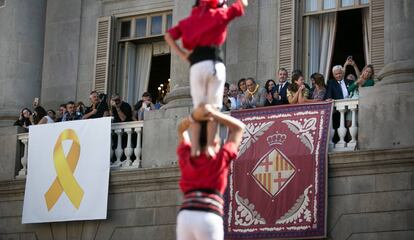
[177,141,238,194]
[167,1,245,50]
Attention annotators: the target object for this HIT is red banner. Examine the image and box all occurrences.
[225,102,333,239]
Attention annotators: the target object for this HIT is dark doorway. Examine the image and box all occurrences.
[330,9,365,79]
[147,54,171,104]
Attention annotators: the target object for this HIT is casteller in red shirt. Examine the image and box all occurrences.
[177,140,238,195]
[167,0,245,51]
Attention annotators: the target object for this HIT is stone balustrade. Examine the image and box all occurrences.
[110,121,144,169]
[330,99,359,152]
[15,100,358,178]
[15,121,144,178]
[16,133,29,178]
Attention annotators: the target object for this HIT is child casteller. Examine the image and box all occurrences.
[165,0,248,157]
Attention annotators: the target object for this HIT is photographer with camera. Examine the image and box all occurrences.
[110,94,132,123]
[133,92,155,121]
[343,55,361,79]
[83,91,109,119]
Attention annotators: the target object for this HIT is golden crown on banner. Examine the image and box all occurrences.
[267,133,287,146]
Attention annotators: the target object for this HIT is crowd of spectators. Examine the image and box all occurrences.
[220,56,376,112]
[14,91,159,131]
[14,56,376,130]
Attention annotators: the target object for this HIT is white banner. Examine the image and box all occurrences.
[22,117,111,223]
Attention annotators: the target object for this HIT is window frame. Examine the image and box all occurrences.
[303,0,369,16]
[300,0,370,80]
[111,10,172,101]
[116,11,172,42]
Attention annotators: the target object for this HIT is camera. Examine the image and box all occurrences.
[99,93,107,102]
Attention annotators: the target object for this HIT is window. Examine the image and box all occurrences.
[118,12,172,41]
[120,21,131,39]
[135,18,147,37]
[304,0,369,15]
[114,11,172,106]
[151,15,163,35]
[301,0,371,80]
[166,14,173,31]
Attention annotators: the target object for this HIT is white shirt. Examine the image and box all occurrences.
[229,96,239,110]
[338,80,349,99]
[45,116,55,123]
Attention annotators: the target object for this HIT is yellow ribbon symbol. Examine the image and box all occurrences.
[44,129,84,211]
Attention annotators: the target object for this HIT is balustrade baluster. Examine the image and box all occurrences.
[348,104,358,150]
[113,129,123,167]
[329,106,336,150]
[110,130,114,164]
[133,127,142,168]
[336,106,347,148]
[123,128,133,167]
[17,138,28,177]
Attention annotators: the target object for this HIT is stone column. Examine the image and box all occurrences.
[359,0,414,149]
[0,0,47,126]
[141,0,193,168]
[163,0,193,109]
[40,0,82,108]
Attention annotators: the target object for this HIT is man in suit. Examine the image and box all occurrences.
[324,65,353,100]
[325,65,354,139]
[275,68,290,104]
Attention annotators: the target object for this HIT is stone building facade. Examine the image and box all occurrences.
[0,0,413,239]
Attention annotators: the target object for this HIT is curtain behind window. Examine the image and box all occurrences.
[307,12,337,81]
[118,43,152,105]
[362,8,370,64]
[134,44,152,105]
[123,42,137,105]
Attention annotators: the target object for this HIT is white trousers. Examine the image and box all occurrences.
[190,60,226,109]
[176,210,224,240]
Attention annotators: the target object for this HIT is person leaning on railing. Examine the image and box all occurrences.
[310,73,327,101]
[287,73,316,104]
[83,91,109,119]
[133,92,155,121]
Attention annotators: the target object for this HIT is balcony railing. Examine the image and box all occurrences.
[15,99,358,178]
[329,99,358,152]
[16,121,144,179]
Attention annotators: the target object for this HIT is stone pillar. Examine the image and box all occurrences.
[141,0,193,167]
[163,0,193,109]
[0,0,47,126]
[40,0,82,108]
[359,0,414,149]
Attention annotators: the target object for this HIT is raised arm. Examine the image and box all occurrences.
[343,58,361,78]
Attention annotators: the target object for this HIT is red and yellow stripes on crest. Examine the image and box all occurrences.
[275,152,293,171]
[254,172,272,192]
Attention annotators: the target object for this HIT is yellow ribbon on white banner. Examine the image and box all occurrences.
[44,129,84,211]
